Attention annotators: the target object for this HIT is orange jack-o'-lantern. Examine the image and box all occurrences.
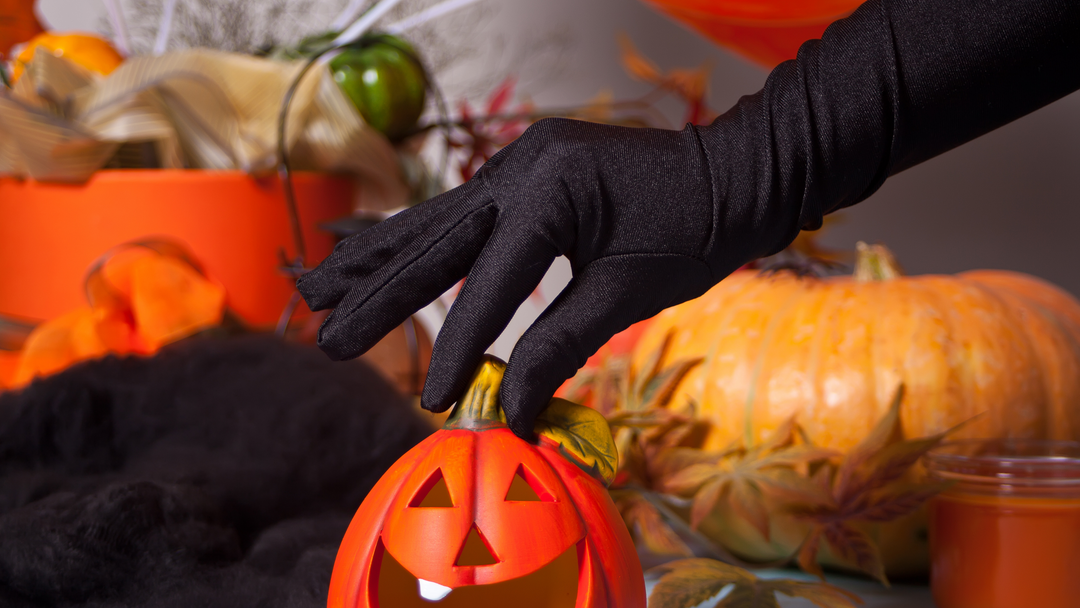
[329,356,645,608]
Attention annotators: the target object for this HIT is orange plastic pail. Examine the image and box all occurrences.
[0,170,354,328]
[642,0,863,67]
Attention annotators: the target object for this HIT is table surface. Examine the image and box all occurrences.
[646,569,936,608]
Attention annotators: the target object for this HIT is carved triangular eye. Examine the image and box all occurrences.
[409,469,454,508]
[455,525,499,566]
[504,464,555,502]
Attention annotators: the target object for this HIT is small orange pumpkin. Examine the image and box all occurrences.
[329,357,645,608]
[11,31,123,81]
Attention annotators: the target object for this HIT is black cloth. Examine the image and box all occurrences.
[0,335,432,607]
[298,0,1080,439]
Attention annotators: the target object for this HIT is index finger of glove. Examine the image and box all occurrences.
[302,180,498,360]
[500,254,712,439]
[298,178,490,311]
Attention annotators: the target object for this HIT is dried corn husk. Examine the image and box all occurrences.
[0,47,408,209]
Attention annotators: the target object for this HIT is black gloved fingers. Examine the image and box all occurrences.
[500,254,714,439]
[420,221,560,413]
[314,203,499,360]
[298,178,491,311]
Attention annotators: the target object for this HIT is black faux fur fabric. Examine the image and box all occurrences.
[0,334,433,607]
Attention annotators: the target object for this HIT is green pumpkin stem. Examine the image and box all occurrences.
[443,356,509,430]
[853,241,904,282]
[442,355,620,485]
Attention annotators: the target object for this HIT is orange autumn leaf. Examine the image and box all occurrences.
[12,309,110,385]
[617,33,664,83]
[617,33,716,125]
[125,252,225,349]
[8,242,225,388]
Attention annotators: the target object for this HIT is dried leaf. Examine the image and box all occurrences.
[849,416,971,499]
[797,527,826,581]
[633,331,672,403]
[855,485,949,522]
[578,89,614,123]
[835,385,905,497]
[620,493,692,557]
[729,480,772,540]
[665,462,722,495]
[759,416,799,452]
[534,397,619,486]
[617,32,663,84]
[485,76,516,116]
[788,384,970,583]
[652,446,720,480]
[641,356,702,410]
[767,578,864,608]
[689,477,725,530]
[754,466,834,507]
[647,559,862,608]
[646,559,751,608]
[822,523,888,586]
[662,424,835,541]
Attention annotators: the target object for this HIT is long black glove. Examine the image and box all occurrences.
[298,0,1080,439]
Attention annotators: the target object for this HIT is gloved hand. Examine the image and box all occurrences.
[299,0,1080,440]
[297,117,806,439]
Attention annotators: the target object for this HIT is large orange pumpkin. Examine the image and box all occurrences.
[636,242,1080,452]
[632,242,1080,574]
[329,357,645,608]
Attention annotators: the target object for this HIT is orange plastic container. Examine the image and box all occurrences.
[641,0,863,67]
[0,170,354,328]
[926,440,1080,608]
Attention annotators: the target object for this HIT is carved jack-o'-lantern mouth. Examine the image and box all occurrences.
[371,463,582,607]
[328,357,646,608]
[372,539,581,607]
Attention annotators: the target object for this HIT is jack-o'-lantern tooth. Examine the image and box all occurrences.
[417,578,452,601]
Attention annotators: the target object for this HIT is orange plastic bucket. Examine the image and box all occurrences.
[642,0,863,67]
[0,170,354,328]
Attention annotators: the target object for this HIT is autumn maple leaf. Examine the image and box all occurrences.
[614,489,694,559]
[790,385,967,585]
[617,33,716,125]
[448,77,534,183]
[647,559,863,608]
[662,417,836,540]
[567,332,710,558]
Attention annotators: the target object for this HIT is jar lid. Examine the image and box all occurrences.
[925,439,1080,488]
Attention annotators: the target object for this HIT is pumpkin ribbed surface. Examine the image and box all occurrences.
[634,258,1080,453]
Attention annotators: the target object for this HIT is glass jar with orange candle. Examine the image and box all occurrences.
[925,440,1080,608]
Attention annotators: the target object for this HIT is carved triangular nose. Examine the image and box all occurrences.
[455,524,499,566]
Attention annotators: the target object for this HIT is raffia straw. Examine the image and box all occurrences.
[332,0,408,46]
[152,0,179,55]
[101,0,132,56]
[384,0,484,34]
[331,0,370,31]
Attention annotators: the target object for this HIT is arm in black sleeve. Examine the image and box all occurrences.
[703,0,1080,261]
[298,0,1080,439]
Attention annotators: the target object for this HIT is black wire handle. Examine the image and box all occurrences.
[273,33,445,346]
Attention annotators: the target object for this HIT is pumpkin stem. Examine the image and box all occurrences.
[443,355,508,430]
[853,241,904,281]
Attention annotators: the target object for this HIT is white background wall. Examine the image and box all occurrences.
[35,0,1080,355]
